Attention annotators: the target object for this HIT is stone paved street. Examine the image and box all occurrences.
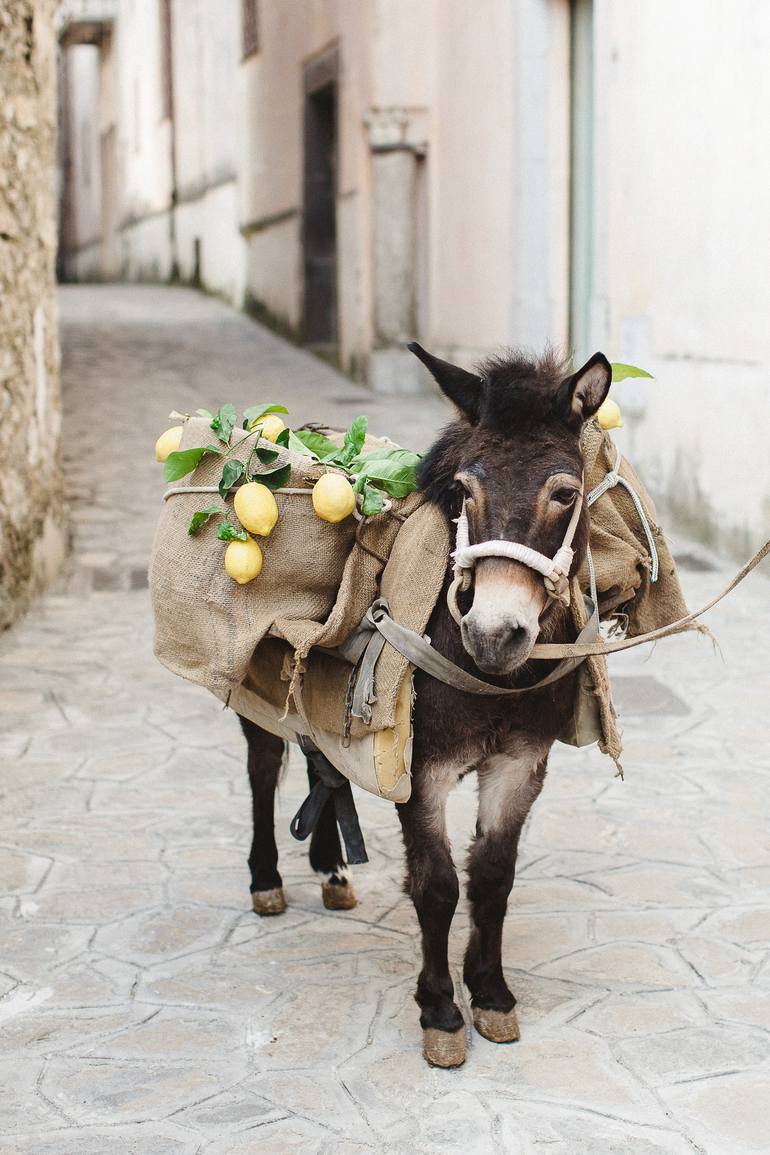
[1,285,770,1154]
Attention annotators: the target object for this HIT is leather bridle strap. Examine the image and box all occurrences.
[360,596,599,698]
[354,534,769,700]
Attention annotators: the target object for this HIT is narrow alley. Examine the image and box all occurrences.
[1,286,769,1154]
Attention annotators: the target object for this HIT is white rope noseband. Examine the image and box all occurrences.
[448,481,584,624]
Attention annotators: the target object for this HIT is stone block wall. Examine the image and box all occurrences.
[0,0,67,630]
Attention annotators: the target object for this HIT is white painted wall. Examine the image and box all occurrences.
[591,0,770,553]
[63,43,102,275]
[59,0,770,551]
[167,0,244,302]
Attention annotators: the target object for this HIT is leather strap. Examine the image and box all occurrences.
[357,533,769,698]
[528,535,770,659]
[290,742,368,865]
[363,597,599,697]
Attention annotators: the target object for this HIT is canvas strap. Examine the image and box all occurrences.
[355,534,770,698]
[356,597,599,697]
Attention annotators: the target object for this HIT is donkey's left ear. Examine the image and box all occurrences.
[557,353,612,427]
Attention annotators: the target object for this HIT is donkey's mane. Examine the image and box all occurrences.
[418,347,574,509]
[476,346,573,428]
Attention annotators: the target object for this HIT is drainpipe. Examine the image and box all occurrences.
[161,0,178,279]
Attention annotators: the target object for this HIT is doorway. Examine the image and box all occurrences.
[302,52,338,352]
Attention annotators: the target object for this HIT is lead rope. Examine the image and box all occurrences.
[587,447,659,583]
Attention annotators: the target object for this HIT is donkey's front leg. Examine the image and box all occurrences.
[464,746,548,1043]
[397,769,465,1068]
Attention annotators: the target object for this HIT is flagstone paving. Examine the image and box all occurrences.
[1,284,769,1153]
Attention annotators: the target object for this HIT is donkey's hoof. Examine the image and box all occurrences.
[472,1006,520,1043]
[422,1027,466,1068]
[322,879,357,911]
[252,887,287,916]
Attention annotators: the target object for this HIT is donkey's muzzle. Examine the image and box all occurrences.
[460,615,535,675]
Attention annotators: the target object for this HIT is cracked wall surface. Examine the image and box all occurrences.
[0,285,768,1153]
[0,0,66,631]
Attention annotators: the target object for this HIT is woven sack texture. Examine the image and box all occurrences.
[150,418,693,768]
[150,418,424,705]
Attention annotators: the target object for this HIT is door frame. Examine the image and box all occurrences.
[301,45,339,350]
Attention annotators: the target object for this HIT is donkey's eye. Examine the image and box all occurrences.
[552,487,579,507]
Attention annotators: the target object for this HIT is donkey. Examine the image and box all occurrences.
[239,345,612,1067]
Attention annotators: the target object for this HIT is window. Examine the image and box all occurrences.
[242,0,259,59]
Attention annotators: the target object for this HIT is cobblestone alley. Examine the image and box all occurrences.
[1,285,769,1154]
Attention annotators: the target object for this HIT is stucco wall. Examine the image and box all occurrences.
[593,0,770,555]
[0,0,67,630]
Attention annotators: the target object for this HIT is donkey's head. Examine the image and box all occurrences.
[412,343,611,676]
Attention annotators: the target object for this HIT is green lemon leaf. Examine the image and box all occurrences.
[243,403,290,430]
[292,428,338,458]
[219,459,245,498]
[253,463,291,491]
[319,448,350,468]
[210,403,238,443]
[341,415,367,462]
[256,446,280,465]
[610,362,654,382]
[217,521,249,542]
[361,483,385,517]
[287,430,314,457]
[276,428,290,447]
[349,446,420,470]
[195,407,214,419]
[164,445,220,483]
[188,506,222,536]
[349,447,421,498]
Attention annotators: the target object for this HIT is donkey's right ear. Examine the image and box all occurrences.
[407,342,482,423]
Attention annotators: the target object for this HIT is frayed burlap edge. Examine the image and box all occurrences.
[569,578,624,778]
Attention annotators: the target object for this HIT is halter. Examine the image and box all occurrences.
[447,480,585,625]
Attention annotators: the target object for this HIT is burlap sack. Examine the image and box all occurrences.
[150,415,694,789]
[578,423,690,634]
[567,423,696,770]
[149,417,421,703]
[264,501,452,741]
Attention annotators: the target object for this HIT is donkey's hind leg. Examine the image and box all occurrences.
[240,717,287,916]
[306,762,357,911]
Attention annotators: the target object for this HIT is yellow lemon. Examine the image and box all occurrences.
[312,473,356,523]
[224,537,263,584]
[597,399,623,430]
[249,414,285,442]
[155,425,184,462]
[234,482,279,537]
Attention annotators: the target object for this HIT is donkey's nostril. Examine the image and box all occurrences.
[461,615,534,674]
[506,625,528,651]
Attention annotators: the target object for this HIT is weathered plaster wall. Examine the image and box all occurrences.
[589,0,770,556]
[0,0,67,630]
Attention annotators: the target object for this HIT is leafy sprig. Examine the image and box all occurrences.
[610,362,654,382]
[217,522,249,542]
[176,405,422,536]
[187,506,222,536]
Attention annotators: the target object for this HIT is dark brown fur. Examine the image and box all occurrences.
[240,346,612,1062]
